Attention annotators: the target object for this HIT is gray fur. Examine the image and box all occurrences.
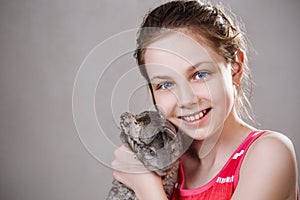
[107,111,183,200]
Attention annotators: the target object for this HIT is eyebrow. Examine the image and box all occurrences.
[150,75,171,82]
[191,61,213,69]
[149,61,213,82]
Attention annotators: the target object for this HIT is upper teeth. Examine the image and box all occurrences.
[182,109,207,121]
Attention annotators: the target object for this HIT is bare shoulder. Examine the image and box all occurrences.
[254,131,297,159]
[232,131,298,200]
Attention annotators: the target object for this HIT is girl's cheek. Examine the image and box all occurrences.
[154,92,177,117]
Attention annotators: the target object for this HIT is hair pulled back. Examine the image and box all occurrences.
[134,0,254,123]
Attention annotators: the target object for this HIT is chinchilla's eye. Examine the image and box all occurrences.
[149,147,156,157]
[143,147,157,160]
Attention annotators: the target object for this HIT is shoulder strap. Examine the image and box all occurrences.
[233,130,268,189]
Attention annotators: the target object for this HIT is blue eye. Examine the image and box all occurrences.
[157,82,173,90]
[195,71,208,80]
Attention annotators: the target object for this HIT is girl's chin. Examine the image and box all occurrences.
[180,124,223,141]
[180,127,211,140]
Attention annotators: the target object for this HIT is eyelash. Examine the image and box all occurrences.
[194,71,209,80]
[156,82,173,90]
[155,71,209,90]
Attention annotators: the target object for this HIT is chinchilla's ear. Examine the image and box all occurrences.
[162,126,177,141]
[136,111,151,125]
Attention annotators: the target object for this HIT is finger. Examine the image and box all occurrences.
[111,156,151,174]
[114,145,135,162]
[112,160,147,173]
[119,144,133,153]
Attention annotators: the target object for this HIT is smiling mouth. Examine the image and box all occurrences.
[179,108,211,122]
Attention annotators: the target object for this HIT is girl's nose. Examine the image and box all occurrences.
[177,82,198,108]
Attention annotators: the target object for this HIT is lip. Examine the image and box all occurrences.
[178,107,211,118]
[178,108,211,126]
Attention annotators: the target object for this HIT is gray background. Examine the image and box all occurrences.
[0,0,299,199]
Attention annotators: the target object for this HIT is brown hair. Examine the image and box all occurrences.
[134,0,254,123]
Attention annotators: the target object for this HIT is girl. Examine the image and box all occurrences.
[112,1,298,199]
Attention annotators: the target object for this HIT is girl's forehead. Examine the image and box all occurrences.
[144,31,220,67]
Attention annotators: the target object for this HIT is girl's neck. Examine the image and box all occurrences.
[183,109,255,168]
[181,110,255,188]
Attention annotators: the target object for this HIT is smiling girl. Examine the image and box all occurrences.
[112,1,298,199]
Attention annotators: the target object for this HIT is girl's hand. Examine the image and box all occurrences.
[112,145,168,200]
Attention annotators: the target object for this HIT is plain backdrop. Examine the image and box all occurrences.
[0,0,299,199]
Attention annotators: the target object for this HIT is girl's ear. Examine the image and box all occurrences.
[231,49,245,85]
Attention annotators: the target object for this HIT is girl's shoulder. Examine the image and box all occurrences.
[232,130,298,200]
[255,131,296,154]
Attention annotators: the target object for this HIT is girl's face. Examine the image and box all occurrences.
[144,31,238,140]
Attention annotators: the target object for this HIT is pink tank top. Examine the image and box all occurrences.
[171,130,267,200]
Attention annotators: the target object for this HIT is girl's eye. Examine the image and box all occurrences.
[157,82,173,90]
[194,71,209,80]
